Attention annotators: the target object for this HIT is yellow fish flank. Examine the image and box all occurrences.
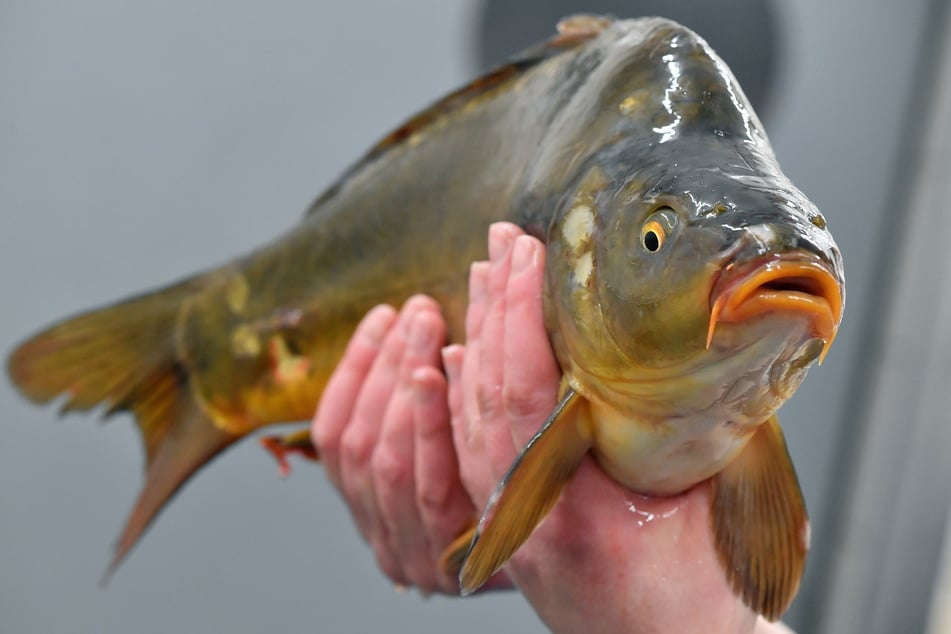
[7,16,844,621]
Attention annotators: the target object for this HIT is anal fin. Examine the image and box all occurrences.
[459,388,590,595]
[711,414,808,621]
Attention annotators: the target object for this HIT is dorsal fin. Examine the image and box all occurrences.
[306,15,613,214]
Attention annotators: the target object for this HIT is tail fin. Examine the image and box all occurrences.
[7,276,239,574]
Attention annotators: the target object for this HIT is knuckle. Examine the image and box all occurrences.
[416,478,453,516]
[501,384,553,422]
[371,448,410,489]
[341,428,374,467]
[476,383,503,421]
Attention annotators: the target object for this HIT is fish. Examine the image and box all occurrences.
[6,15,844,620]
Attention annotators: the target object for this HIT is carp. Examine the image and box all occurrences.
[7,16,843,620]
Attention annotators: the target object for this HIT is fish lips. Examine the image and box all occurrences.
[706,253,844,364]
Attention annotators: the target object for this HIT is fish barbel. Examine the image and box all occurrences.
[7,16,844,620]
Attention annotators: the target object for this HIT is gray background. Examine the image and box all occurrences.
[0,1,942,632]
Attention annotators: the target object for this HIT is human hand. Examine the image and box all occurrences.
[312,222,795,632]
[310,294,510,594]
[442,223,790,633]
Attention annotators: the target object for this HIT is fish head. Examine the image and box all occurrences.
[543,66,844,423]
[546,139,844,419]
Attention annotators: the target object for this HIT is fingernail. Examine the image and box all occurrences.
[441,347,455,379]
[442,345,463,381]
[488,223,516,263]
[409,314,431,350]
[364,305,396,344]
[469,262,489,305]
[511,236,537,274]
[411,367,438,404]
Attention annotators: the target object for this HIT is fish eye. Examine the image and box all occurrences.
[640,207,678,253]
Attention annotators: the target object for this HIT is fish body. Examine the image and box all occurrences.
[7,16,844,620]
[8,16,608,565]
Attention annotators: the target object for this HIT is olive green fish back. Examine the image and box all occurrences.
[5,16,612,574]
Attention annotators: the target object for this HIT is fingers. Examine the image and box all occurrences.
[371,307,447,590]
[312,222,559,596]
[335,299,419,540]
[459,261,490,448]
[476,223,521,427]
[461,223,558,483]
[411,366,477,592]
[470,224,526,480]
[443,344,466,442]
[502,235,560,446]
[452,257,506,504]
[313,304,398,492]
[315,296,474,592]
[443,343,475,479]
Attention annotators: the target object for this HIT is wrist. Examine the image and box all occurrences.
[500,467,759,633]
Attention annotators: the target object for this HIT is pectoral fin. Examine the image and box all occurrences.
[438,520,477,577]
[459,388,590,595]
[711,415,809,621]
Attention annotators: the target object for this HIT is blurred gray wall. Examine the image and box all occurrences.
[0,1,940,632]
[820,2,951,632]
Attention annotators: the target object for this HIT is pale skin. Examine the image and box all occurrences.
[312,222,795,633]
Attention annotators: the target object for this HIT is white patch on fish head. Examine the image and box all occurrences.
[574,252,594,286]
[562,204,594,253]
[562,204,595,287]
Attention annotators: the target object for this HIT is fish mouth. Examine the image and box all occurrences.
[707,254,844,364]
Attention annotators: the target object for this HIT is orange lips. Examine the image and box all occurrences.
[707,254,844,364]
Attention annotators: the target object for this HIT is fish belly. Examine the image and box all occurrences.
[587,399,753,496]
